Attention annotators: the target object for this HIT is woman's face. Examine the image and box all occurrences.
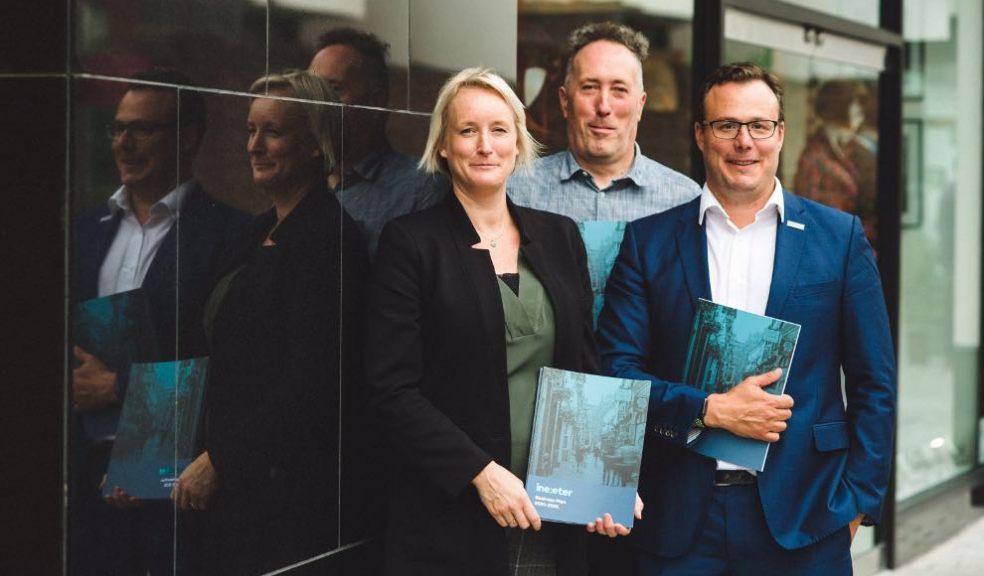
[439,86,518,194]
[247,92,320,192]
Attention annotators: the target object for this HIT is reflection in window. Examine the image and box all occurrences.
[793,79,879,247]
[896,1,981,502]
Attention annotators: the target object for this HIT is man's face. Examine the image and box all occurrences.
[695,80,784,201]
[559,40,646,170]
[111,89,179,195]
[309,44,377,106]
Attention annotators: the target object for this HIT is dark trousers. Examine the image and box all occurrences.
[69,438,203,575]
[636,484,853,576]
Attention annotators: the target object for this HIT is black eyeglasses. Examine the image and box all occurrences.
[105,121,173,141]
[700,119,780,140]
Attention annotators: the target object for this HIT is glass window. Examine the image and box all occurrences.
[896,0,982,502]
[780,0,880,28]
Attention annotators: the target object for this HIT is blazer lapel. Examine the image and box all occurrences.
[765,191,807,318]
[444,195,506,361]
[675,204,711,310]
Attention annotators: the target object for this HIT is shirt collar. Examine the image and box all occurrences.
[345,142,394,182]
[107,180,193,218]
[559,142,645,186]
[698,177,785,225]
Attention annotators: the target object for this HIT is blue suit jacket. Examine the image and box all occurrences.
[597,191,895,554]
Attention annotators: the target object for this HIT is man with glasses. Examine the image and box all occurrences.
[70,68,247,575]
[597,62,895,574]
[310,27,446,256]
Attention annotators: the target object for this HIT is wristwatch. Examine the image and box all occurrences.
[693,396,709,429]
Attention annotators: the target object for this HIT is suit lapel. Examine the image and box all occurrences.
[675,204,711,310]
[765,191,807,318]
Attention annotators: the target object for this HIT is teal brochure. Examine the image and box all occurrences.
[102,358,208,499]
[72,288,160,438]
[526,367,649,526]
[576,221,627,326]
[683,299,801,471]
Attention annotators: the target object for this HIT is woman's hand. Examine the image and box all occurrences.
[170,451,218,511]
[586,492,643,537]
[472,461,541,530]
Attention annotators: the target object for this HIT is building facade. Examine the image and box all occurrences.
[4,0,983,574]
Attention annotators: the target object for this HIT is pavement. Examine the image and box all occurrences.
[875,515,984,575]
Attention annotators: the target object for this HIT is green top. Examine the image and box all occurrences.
[497,256,556,480]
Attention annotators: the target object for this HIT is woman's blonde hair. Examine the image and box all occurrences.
[419,67,541,176]
[249,70,339,175]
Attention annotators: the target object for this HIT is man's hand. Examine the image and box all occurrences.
[849,513,864,541]
[472,461,541,530]
[587,492,643,537]
[171,451,218,511]
[72,346,118,411]
[102,476,142,508]
[703,368,793,442]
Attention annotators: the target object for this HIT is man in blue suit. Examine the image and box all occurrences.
[597,62,895,574]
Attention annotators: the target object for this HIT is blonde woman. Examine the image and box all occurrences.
[367,68,635,576]
[172,71,367,574]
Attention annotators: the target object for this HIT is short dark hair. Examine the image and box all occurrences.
[815,80,864,125]
[316,26,390,103]
[696,62,784,122]
[564,21,649,85]
[126,67,207,133]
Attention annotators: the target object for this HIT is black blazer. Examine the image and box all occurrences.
[203,185,370,575]
[367,193,598,576]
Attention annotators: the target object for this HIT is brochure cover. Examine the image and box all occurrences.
[72,288,159,373]
[526,367,650,527]
[72,289,160,438]
[576,221,627,326]
[683,299,801,471]
[102,358,209,500]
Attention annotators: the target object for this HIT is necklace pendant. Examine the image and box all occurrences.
[489,239,498,248]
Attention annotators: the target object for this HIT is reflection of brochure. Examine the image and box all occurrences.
[102,358,208,500]
[526,367,649,526]
[72,288,159,371]
[72,289,160,438]
[684,299,801,471]
[576,221,627,326]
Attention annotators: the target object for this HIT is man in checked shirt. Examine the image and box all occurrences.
[509,21,699,323]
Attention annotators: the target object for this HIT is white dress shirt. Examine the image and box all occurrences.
[698,177,785,471]
[97,182,192,297]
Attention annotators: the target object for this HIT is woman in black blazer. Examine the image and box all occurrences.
[170,71,368,575]
[367,68,629,576]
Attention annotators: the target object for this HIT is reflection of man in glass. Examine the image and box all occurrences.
[793,80,878,245]
[70,68,247,575]
[310,27,446,255]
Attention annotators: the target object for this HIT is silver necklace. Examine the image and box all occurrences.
[475,218,507,248]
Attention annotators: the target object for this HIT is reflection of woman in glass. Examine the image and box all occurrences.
[794,80,878,244]
[170,71,367,574]
[366,68,636,575]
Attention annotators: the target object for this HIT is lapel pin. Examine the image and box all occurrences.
[786,220,805,231]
